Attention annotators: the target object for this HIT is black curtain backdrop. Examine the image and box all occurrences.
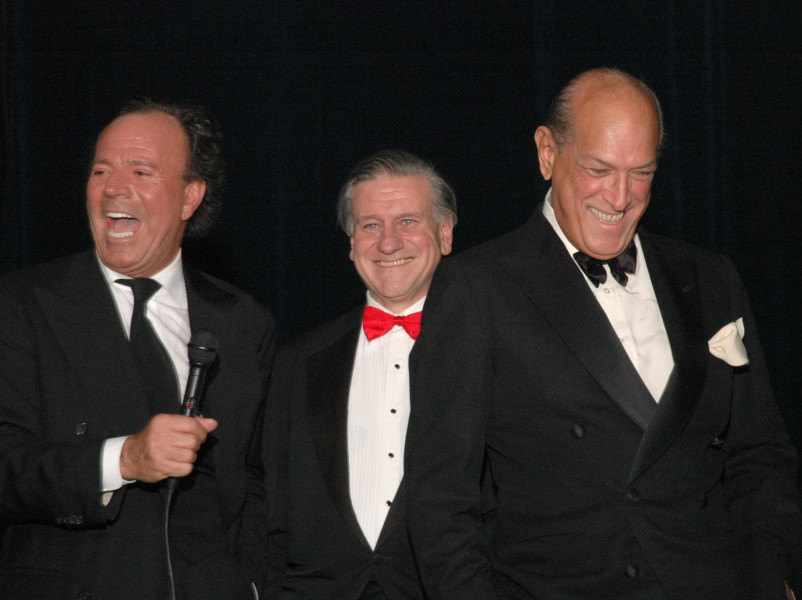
[2,2,800,456]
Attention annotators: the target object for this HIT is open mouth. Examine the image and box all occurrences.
[106,211,141,239]
[588,206,624,224]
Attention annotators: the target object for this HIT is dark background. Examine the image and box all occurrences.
[2,2,800,455]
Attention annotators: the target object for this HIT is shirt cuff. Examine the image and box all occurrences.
[101,436,135,492]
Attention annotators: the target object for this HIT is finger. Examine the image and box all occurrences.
[197,417,219,433]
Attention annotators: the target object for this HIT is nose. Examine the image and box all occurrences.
[607,172,630,211]
[377,226,404,255]
[103,169,130,198]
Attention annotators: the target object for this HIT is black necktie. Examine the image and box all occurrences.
[573,241,637,288]
[117,278,179,414]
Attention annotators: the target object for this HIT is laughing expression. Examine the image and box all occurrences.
[86,111,204,277]
[350,173,454,314]
[535,83,660,260]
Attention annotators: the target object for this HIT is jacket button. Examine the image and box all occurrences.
[571,424,585,439]
[75,422,87,435]
[79,592,91,599]
[625,563,640,578]
[627,490,640,502]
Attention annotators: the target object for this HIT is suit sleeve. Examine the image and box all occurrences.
[715,259,801,593]
[406,259,500,599]
[0,274,111,527]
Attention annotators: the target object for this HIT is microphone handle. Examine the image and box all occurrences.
[179,365,208,417]
[166,363,208,494]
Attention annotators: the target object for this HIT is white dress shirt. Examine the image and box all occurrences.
[347,293,423,549]
[543,191,674,401]
[97,250,191,493]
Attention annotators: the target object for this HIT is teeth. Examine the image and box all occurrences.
[589,207,623,223]
[376,258,413,267]
[107,211,135,219]
[109,230,134,239]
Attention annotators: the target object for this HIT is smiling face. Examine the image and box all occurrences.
[349,173,454,313]
[86,111,205,277]
[535,80,660,260]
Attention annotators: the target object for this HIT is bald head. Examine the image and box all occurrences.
[545,68,664,153]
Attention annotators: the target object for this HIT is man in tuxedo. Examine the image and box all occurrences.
[264,149,456,599]
[405,68,801,599]
[0,100,274,599]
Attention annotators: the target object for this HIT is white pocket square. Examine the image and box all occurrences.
[708,318,749,367]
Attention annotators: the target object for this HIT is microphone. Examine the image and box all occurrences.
[179,329,218,417]
[166,329,218,494]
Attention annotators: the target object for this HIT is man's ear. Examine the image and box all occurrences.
[438,214,455,256]
[181,179,206,221]
[534,126,557,181]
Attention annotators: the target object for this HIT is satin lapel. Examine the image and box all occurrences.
[306,323,370,548]
[498,213,656,431]
[630,233,708,481]
[33,252,150,435]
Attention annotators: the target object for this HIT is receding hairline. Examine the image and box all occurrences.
[574,69,657,111]
[546,68,664,150]
[94,110,192,170]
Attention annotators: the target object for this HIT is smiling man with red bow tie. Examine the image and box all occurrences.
[264,149,456,600]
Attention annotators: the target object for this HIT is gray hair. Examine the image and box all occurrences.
[337,149,457,236]
[545,67,665,154]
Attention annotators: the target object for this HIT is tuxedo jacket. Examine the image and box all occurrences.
[0,250,275,600]
[264,306,427,600]
[405,207,801,600]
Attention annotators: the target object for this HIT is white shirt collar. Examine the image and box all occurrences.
[365,291,426,315]
[96,249,187,306]
[541,188,643,288]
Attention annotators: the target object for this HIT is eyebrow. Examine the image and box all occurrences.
[583,155,657,170]
[127,158,158,168]
[91,157,160,170]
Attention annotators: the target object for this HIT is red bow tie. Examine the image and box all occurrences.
[362,306,422,340]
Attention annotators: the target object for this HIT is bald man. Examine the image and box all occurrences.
[405,68,800,599]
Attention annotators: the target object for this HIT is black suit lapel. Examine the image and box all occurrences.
[184,265,238,418]
[35,251,150,435]
[376,479,407,549]
[498,212,656,431]
[183,266,249,523]
[630,233,708,480]
[306,323,371,548]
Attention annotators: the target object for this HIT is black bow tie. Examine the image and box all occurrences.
[573,242,637,287]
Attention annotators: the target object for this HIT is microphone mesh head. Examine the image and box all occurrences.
[188,329,218,366]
